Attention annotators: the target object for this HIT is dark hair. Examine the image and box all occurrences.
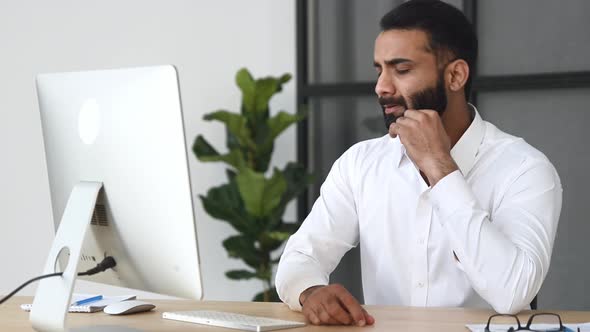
[380,0,478,101]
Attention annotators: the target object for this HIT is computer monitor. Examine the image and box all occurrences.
[31,65,202,332]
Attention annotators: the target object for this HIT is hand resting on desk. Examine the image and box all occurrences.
[299,284,375,326]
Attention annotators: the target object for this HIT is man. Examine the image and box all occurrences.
[276,0,562,327]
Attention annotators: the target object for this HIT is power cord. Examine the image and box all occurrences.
[0,256,116,305]
[77,256,116,277]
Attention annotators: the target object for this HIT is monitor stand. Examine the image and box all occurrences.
[30,182,143,332]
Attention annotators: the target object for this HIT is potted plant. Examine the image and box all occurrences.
[192,68,313,302]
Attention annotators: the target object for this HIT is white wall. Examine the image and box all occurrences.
[0,0,296,301]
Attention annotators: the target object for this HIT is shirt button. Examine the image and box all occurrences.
[417,282,424,288]
[418,238,425,245]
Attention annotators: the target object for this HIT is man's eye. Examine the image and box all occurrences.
[396,69,410,75]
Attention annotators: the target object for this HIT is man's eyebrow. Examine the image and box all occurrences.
[385,58,413,65]
[373,58,413,67]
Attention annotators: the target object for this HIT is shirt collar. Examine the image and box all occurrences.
[392,104,485,176]
[451,104,485,176]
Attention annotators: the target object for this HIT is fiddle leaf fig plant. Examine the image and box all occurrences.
[193,68,313,302]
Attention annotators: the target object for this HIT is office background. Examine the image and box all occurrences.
[0,0,297,301]
[1,0,589,311]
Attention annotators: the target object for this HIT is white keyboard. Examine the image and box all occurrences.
[162,310,306,332]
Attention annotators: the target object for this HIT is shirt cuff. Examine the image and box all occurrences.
[429,170,477,225]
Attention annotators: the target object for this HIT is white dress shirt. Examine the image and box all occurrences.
[275,106,562,314]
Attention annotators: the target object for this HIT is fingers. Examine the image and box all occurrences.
[403,109,441,129]
[396,114,419,127]
[388,122,398,138]
[301,284,368,326]
[362,308,376,325]
[303,302,346,325]
[335,287,366,326]
[316,305,338,325]
[306,310,320,325]
[302,302,321,325]
[402,109,424,120]
[321,302,351,325]
[403,109,438,121]
[389,112,420,138]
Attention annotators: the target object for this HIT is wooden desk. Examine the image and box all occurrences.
[2,297,590,331]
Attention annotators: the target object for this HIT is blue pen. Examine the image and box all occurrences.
[564,327,580,332]
[72,295,103,306]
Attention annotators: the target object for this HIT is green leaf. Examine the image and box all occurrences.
[251,122,273,173]
[203,110,255,150]
[277,222,300,234]
[267,111,305,141]
[264,163,314,230]
[192,135,218,158]
[264,231,291,242]
[223,235,262,269]
[236,68,255,115]
[199,183,252,236]
[252,287,281,302]
[226,269,257,280]
[192,135,245,169]
[259,231,291,252]
[281,162,315,204]
[256,269,272,281]
[235,168,287,218]
[279,73,292,85]
[254,78,280,114]
[252,74,291,114]
[202,149,245,170]
[226,169,237,181]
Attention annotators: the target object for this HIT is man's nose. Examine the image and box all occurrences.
[375,71,395,97]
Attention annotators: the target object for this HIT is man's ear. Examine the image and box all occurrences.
[446,59,469,92]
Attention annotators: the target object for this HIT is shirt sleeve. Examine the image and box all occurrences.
[275,150,360,311]
[428,160,562,314]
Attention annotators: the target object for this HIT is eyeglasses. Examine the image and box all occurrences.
[485,313,580,332]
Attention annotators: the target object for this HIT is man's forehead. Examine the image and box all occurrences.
[374,29,433,59]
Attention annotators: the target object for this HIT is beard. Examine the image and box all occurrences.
[379,73,448,130]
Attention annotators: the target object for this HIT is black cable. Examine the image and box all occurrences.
[0,272,63,305]
[0,256,117,305]
[77,256,116,276]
